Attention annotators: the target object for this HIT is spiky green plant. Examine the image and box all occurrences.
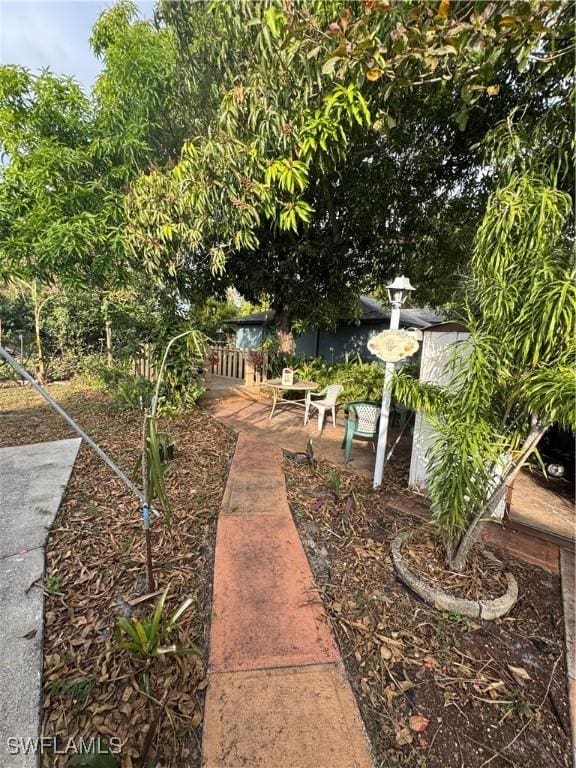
[143,328,209,512]
[115,588,200,661]
[394,171,575,572]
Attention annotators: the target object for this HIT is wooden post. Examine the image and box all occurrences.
[245,352,254,387]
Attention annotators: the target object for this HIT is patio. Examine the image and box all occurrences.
[202,383,575,573]
[202,391,411,479]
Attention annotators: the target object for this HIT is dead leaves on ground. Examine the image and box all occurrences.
[284,458,571,768]
[0,382,236,768]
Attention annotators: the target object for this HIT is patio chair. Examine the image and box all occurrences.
[304,384,344,432]
[342,401,381,464]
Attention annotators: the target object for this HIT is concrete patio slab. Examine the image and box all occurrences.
[229,433,285,474]
[203,663,373,768]
[210,513,339,672]
[0,438,82,558]
[221,473,291,516]
[203,432,374,766]
[0,549,45,768]
[203,396,394,478]
[0,438,81,768]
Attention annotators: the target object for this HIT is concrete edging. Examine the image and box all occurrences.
[0,438,82,768]
[391,532,519,620]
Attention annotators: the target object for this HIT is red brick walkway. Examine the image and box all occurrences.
[202,433,374,767]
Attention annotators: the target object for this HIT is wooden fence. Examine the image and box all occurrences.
[133,343,156,381]
[133,344,268,388]
[209,346,268,387]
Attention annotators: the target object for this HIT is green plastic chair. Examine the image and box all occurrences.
[342,401,381,464]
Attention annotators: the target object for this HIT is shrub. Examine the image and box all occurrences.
[293,354,385,403]
[115,588,199,661]
[80,358,154,409]
[156,366,205,414]
[44,349,82,381]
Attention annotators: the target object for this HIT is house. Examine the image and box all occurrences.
[226,296,443,362]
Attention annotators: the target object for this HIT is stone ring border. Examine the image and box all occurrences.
[391,531,519,620]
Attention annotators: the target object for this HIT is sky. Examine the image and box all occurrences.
[0,0,154,92]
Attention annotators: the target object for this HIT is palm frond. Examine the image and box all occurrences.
[511,366,576,432]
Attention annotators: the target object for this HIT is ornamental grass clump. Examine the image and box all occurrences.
[115,587,200,662]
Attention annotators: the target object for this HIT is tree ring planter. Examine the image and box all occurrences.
[391,532,518,620]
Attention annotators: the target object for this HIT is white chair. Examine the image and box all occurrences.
[304,384,344,432]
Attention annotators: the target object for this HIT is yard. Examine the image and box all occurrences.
[284,458,572,768]
[0,378,571,767]
[0,2,574,767]
[0,380,235,768]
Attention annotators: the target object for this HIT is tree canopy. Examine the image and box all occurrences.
[125,0,573,340]
[0,0,573,356]
[0,67,124,287]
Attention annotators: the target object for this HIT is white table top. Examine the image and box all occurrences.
[266,379,318,391]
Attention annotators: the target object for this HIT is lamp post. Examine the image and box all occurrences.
[373,276,415,488]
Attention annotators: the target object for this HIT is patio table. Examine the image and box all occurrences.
[266,379,318,419]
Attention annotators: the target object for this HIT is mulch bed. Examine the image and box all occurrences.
[284,457,571,768]
[399,528,510,601]
[0,380,236,768]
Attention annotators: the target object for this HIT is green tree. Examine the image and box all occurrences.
[0,67,127,380]
[127,0,572,346]
[90,1,229,337]
[90,0,188,168]
[0,10,215,378]
[394,168,574,572]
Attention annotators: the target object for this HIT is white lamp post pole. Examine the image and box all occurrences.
[373,276,415,488]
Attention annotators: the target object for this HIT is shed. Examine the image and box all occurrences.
[408,321,506,518]
[228,296,443,362]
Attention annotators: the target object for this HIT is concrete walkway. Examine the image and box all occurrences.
[0,438,81,768]
[202,433,374,767]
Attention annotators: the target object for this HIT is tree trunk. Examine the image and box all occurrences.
[275,305,295,353]
[101,296,113,367]
[447,421,547,572]
[105,320,113,367]
[31,281,45,384]
[447,488,508,573]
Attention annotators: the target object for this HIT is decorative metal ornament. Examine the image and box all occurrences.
[367,330,420,362]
